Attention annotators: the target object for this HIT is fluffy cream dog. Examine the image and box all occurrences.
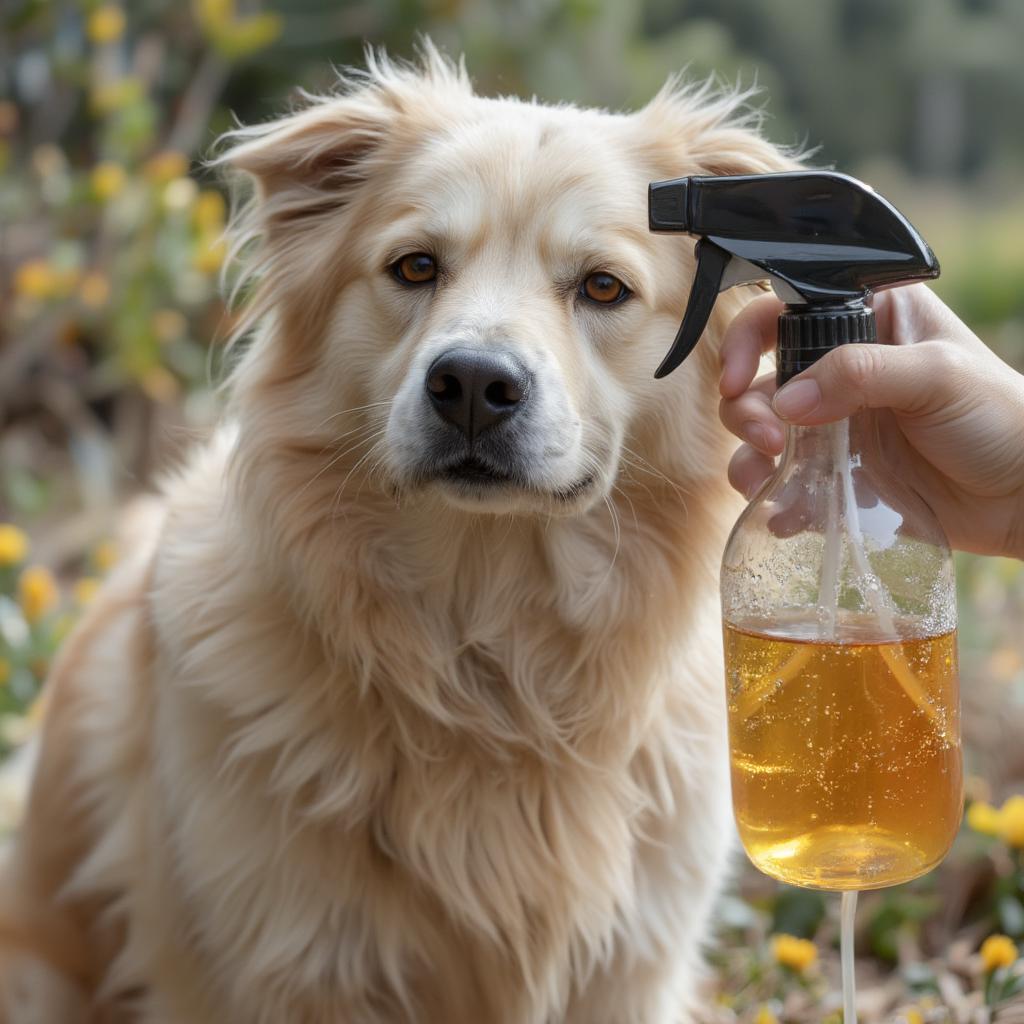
[0,47,792,1024]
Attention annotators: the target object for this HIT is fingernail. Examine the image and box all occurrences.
[773,379,821,420]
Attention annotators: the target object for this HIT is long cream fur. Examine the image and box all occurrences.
[0,46,794,1023]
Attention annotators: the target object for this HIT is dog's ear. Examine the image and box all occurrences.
[639,78,802,178]
[216,92,398,231]
[215,44,469,232]
[635,79,799,386]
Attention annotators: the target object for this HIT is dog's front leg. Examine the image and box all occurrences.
[564,716,733,1024]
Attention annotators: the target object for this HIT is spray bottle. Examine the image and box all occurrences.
[649,172,962,1017]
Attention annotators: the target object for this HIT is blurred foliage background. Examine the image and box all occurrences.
[2,1,1024,1020]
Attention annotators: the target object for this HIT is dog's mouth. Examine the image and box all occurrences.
[444,456,516,486]
[435,456,594,503]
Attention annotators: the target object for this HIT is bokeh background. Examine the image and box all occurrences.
[2,2,1024,1021]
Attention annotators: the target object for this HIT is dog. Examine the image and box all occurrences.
[0,45,794,1023]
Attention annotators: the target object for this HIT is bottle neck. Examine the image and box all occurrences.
[777,413,876,475]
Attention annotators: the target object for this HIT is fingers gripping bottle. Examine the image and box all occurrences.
[648,172,962,893]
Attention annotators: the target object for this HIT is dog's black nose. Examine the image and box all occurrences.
[425,348,530,442]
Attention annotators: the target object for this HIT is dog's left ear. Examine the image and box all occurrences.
[217,45,469,232]
[217,91,400,232]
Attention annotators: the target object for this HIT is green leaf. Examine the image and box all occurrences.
[770,886,826,940]
[902,961,940,994]
[866,893,939,964]
[211,13,282,60]
[998,894,1024,939]
[869,902,903,963]
[4,469,53,518]
[1001,971,1024,1001]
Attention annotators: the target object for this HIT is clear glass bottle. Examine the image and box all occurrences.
[720,409,962,891]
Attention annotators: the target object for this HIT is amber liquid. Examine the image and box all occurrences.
[724,622,962,890]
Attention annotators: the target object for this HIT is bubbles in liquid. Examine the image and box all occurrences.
[724,623,963,891]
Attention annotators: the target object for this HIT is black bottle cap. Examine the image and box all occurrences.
[777,304,877,386]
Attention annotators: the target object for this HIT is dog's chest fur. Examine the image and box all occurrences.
[77,438,734,1024]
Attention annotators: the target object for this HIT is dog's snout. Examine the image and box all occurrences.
[425,348,530,442]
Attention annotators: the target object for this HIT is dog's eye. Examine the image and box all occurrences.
[581,272,630,305]
[392,253,438,285]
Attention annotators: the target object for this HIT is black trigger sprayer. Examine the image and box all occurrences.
[647,171,939,381]
[648,171,962,1022]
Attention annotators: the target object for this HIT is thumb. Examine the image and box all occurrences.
[771,342,951,424]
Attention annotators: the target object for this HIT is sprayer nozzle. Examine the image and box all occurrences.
[648,178,690,232]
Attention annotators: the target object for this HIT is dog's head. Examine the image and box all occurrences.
[220,46,793,525]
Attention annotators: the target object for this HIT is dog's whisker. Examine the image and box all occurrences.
[352,448,391,506]
[307,400,392,436]
[330,436,387,514]
[616,455,660,508]
[330,435,388,517]
[292,427,385,508]
[619,444,691,506]
[619,449,690,516]
[295,403,393,468]
[325,420,389,449]
[598,492,621,589]
[612,482,640,535]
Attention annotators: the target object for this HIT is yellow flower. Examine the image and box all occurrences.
[770,933,818,972]
[91,161,126,200]
[754,1007,780,1024]
[79,271,111,309]
[13,260,60,300]
[196,0,233,29]
[967,800,1003,837]
[1000,794,1024,847]
[0,524,29,566]
[140,366,180,404]
[144,150,190,183]
[92,540,118,573]
[0,658,10,687]
[193,190,226,233]
[18,566,59,624]
[73,577,101,606]
[151,309,187,343]
[90,76,143,115]
[980,934,1018,972]
[193,234,226,274]
[903,1009,924,1024]
[195,0,282,59]
[162,176,198,211]
[87,5,126,44]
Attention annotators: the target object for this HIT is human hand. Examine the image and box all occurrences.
[718,285,1024,559]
